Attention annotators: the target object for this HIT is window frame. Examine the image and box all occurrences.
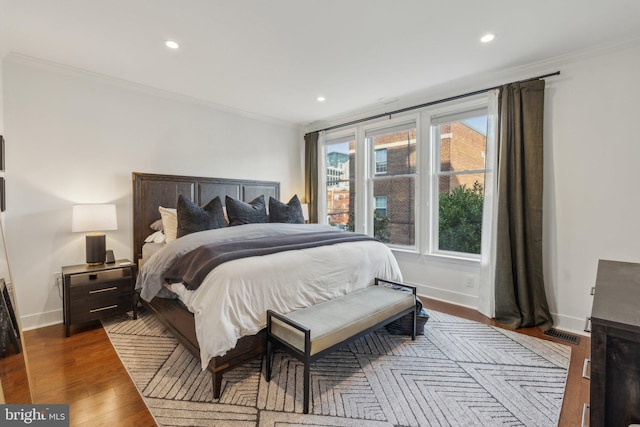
[364,116,419,250]
[374,195,388,217]
[430,106,488,260]
[321,130,357,231]
[318,95,489,264]
[374,148,388,174]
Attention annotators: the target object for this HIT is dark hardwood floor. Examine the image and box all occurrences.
[0,346,32,404]
[22,320,156,427]
[8,299,589,426]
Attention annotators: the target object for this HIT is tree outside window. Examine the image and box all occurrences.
[434,111,487,255]
[321,104,488,260]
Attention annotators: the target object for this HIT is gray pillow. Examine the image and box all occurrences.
[269,195,305,224]
[225,195,268,226]
[177,195,226,238]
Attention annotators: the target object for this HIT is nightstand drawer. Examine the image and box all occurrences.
[69,277,131,299]
[62,259,137,337]
[69,268,132,286]
[69,292,133,324]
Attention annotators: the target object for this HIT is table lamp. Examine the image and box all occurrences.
[72,204,117,265]
[301,203,310,223]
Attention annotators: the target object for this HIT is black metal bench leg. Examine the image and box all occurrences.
[303,361,310,414]
[265,338,272,382]
[412,307,416,340]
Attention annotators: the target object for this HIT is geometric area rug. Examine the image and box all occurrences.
[102,309,570,427]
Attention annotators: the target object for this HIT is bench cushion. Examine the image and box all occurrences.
[270,286,414,355]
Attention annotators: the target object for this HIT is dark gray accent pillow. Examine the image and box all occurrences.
[269,195,305,224]
[225,195,268,226]
[177,195,226,238]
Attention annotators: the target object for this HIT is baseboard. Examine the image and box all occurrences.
[18,296,590,338]
[550,312,591,337]
[20,309,63,331]
[413,282,590,338]
[411,282,480,310]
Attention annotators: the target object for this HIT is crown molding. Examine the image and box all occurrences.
[305,36,640,134]
[4,52,301,131]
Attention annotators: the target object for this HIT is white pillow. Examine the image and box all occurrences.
[149,218,164,231]
[159,206,178,243]
[144,230,165,244]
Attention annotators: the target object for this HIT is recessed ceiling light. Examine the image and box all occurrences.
[165,40,180,49]
[480,33,495,43]
[317,96,326,102]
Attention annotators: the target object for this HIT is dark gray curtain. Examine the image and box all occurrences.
[304,132,319,223]
[494,80,553,330]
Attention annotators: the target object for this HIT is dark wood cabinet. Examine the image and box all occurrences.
[590,259,640,427]
[63,260,136,337]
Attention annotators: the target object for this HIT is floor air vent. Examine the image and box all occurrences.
[544,328,581,345]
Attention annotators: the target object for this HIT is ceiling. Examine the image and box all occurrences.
[2,0,640,126]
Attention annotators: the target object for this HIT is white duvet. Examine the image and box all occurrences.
[137,223,402,368]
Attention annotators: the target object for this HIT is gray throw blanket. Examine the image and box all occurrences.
[164,231,376,290]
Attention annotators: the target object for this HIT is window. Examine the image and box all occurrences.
[433,109,488,255]
[366,122,416,247]
[374,196,388,216]
[375,148,387,174]
[319,99,490,261]
[324,134,356,231]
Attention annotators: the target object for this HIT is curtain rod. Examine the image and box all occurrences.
[306,71,560,136]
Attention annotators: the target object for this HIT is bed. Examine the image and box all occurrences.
[132,172,402,398]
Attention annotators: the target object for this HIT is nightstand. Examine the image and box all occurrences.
[62,259,136,337]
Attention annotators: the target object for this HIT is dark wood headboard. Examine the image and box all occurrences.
[132,172,280,263]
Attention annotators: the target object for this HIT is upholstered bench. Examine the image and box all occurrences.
[265,278,416,413]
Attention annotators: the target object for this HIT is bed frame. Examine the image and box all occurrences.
[132,172,280,398]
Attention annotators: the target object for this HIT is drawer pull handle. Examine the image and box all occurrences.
[582,358,590,380]
[89,305,118,313]
[89,274,98,280]
[581,403,589,427]
[584,316,591,333]
[89,286,118,294]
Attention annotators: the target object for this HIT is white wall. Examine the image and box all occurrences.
[5,40,640,334]
[311,40,640,334]
[0,1,12,303]
[542,42,640,331]
[2,55,303,329]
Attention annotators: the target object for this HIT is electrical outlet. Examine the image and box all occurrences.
[465,275,475,288]
[54,272,62,287]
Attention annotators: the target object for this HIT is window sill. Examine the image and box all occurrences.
[391,248,481,268]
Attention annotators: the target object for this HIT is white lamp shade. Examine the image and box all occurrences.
[301,203,310,221]
[72,204,118,232]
